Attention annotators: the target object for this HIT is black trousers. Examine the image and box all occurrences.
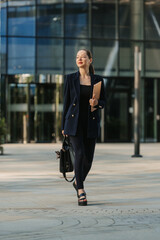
[70,124,96,190]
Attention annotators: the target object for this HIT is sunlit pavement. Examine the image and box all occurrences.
[0,143,160,240]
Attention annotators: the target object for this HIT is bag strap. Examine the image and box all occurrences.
[63,172,75,182]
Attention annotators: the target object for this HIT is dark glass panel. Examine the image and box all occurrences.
[65,0,89,2]
[8,6,35,36]
[104,78,132,142]
[119,41,134,76]
[10,112,25,142]
[29,83,62,142]
[10,83,27,103]
[65,3,89,38]
[65,38,90,74]
[145,0,160,40]
[92,0,116,39]
[119,0,131,39]
[8,83,28,143]
[92,40,117,76]
[145,42,160,75]
[8,37,35,74]
[1,7,7,35]
[1,37,7,74]
[37,38,63,74]
[37,4,62,37]
[144,79,154,140]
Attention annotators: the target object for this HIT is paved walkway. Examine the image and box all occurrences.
[0,143,160,240]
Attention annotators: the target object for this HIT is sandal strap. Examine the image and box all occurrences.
[79,193,86,198]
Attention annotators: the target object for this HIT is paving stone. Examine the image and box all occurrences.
[0,143,160,240]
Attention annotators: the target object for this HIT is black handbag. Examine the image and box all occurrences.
[55,136,75,182]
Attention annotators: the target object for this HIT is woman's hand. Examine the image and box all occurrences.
[62,130,68,137]
[89,94,98,107]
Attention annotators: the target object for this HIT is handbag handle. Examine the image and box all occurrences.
[63,172,75,182]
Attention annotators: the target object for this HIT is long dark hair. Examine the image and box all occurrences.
[81,49,95,75]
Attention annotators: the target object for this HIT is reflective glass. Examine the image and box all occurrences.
[8,0,35,6]
[1,0,7,6]
[37,4,62,37]
[104,86,132,142]
[1,7,7,35]
[65,2,89,38]
[145,0,160,40]
[119,0,131,39]
[37,38,63,74]
[65,39,90,74]
[92,0,116,39]
[144,79,155,140]
[119,41,134,76]
[37,0,62,4]
[8,37,35,74]
[145,42,160,76]
[65,0,89,2]
[8,6,35,36]
[1,37,6,74]
[92,40,118,76]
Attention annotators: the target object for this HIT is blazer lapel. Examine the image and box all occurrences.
[74,71,80,101]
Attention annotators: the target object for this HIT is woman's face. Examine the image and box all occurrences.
[76,50,92,69]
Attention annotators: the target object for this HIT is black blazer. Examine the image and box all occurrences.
[61,71,105,138]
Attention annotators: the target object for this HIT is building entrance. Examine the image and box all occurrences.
[7,75,63,143]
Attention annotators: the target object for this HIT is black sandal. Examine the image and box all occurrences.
[78,193,87,206]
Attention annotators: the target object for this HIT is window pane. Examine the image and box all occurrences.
[8,0,35,6]
[65,39,90,74]
[1,37,7,74]
[145,0,160,40]
[145,42,160,76]
[8,37,35,74]
[65,0,89,2]
[92,0,116,39]
[37,38,63,74]
[65,3,89,38]
[38,0,62,4]
[92,40,118,76]
[37,4,62,37]
[119,41,134,76]
[8,6,35,36]
[119,0,131,39]
[1,7,7,35]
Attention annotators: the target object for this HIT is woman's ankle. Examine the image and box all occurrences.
[78,189,85,195]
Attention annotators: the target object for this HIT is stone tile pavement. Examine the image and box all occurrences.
[0,143,160,240]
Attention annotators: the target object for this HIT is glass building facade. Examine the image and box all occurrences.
[0,0,160,143]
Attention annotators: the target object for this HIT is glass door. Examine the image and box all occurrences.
[7,75,63,143]
[143,78,159,142]
[157,79,160,142]
[105,90,132,142]
[30,83,61,143]
[104,78,133,142]
[8,83,28,143]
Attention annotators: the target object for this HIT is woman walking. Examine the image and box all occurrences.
[62,49,105,206]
